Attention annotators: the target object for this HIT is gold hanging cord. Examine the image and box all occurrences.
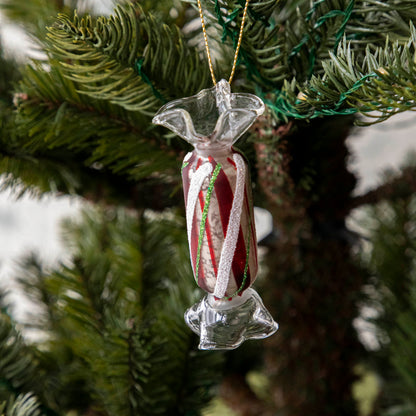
[197,0,250,86]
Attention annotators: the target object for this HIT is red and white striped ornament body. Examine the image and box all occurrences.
[182,147,258,299]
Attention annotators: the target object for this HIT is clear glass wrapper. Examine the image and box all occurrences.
[185,288,278,350]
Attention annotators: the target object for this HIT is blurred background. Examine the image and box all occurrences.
[1,1,416,416]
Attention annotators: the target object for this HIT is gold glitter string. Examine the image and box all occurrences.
[196,0,251,86]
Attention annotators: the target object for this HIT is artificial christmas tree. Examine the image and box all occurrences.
[1,0,416,415]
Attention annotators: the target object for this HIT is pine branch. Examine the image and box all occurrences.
[0,48,21,105]
[44,209,141,333]
[364,193,416,414]
[3,61,180,194]
[16,209,143,415]
[269,24,416,123]
[0,298,63,416]
[0,394,45,416]
[193,0,416,123]
[0,146,170,206]
[184,0,416,93]
[20,208,224,415]
[277,0,352,81]
[123,0,188,24]
[1,3,216,197]
[390,306,416,411]
[208,0,285,87]
[282,0,416,78]
[347,0,416,45]
[46,3,211,111]
[0,315,44,405]
[0,120,183,208]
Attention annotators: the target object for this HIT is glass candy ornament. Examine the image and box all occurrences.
[153,80,278,350]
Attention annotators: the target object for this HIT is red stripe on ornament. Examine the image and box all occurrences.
[214,167,233,234]
[244,185,258,271]
[227,157,236,169]
[233,148,257,276]
[234,227,251,293]
[191,158,209,291]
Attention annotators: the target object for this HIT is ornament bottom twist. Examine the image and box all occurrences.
[185,288,278,350]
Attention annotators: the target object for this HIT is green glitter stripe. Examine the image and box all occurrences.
[181,161,189,174]
[230,214,251,298]
[195,163,222,282]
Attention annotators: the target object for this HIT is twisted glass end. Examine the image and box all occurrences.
[152,80,265,149]
[185,289,278,350]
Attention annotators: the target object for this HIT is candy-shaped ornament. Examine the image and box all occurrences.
[153,80,278,350]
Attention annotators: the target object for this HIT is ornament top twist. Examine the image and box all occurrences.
[152,80,264,150]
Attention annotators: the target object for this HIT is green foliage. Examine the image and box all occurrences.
[363,192,416,414]
[265,1,416,123]
[11,208,224,416]
[46,3,211,110]
[275,26,416,124]
[390,304,416,413]
[0,394,44,416]
[0,49,20,105]
[0,104,91,198]
[1,0,416,198]
[187,0,416,123]
[14,46,176,176]
[191,0,284,86]
[0,314,39,401]
[0,2,217,198]
[367,195,416,319]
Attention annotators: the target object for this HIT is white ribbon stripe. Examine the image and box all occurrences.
[213,153,246,298]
